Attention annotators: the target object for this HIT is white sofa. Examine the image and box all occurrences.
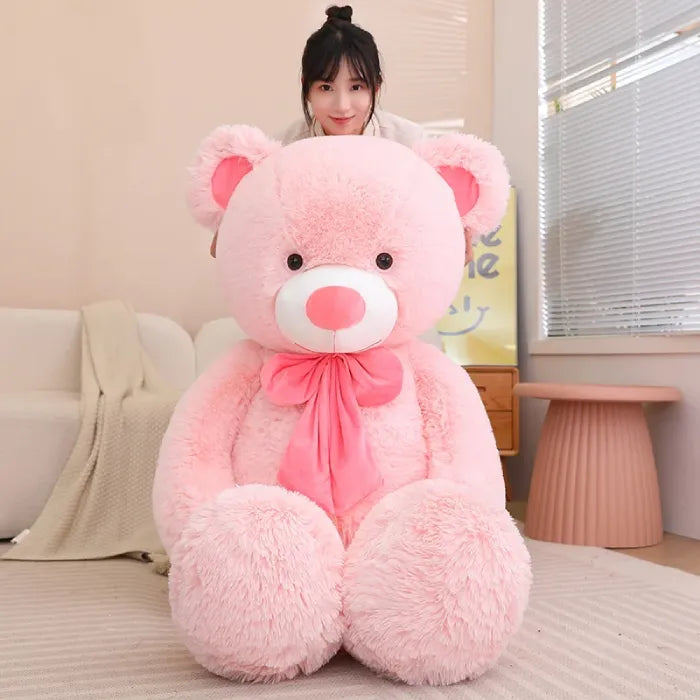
[0,308,196,539]
[0,308,443,540]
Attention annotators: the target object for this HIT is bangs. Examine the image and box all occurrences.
[345,48,373,86]
[313,42,374,88]
[315,49,342,83]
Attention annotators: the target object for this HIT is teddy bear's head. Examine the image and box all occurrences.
[187,126,509,354]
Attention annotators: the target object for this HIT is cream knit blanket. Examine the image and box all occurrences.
[3,301,178,566]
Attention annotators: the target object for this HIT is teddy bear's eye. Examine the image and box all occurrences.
[287,253,304,271]
[376,253,393,270]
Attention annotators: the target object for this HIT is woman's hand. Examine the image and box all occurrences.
[465,230,474,264]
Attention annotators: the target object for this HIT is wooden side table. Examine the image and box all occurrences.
[514,382,681,548]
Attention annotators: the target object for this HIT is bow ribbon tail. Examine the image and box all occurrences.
[277,388,335,515]
[325,365,383,514]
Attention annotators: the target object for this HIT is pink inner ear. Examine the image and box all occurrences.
[437,165,480,217]
[212,155,253,209]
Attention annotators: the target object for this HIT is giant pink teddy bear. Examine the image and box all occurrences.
[153,125,531,686]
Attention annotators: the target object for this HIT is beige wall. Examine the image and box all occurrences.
[1,0,489,335]
[493,0,700,539]
[1,1,311,334]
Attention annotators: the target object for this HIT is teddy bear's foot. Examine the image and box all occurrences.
[343,479,531,685]
[168,484,345,682]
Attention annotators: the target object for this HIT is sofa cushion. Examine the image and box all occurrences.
[0,308,196,392]
[0,391,81,538]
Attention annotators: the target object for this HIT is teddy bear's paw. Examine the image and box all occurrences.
[342,479,531,685]
[168,484,345,682]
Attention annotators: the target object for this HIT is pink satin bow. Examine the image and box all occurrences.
[260,347,403,515]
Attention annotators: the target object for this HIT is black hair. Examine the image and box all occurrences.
[301,5,383,129]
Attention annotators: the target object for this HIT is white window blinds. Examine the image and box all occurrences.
[538,1,700,338]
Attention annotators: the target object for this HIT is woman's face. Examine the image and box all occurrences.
[307,58,374,136]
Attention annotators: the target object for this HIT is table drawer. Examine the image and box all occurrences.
[468,371,513,411]
[488,410,513,451]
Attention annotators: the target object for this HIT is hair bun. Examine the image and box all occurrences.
[325,5,353,23]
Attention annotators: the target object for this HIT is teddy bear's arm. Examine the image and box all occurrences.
[408,340,505,510]
[152,339,263,553]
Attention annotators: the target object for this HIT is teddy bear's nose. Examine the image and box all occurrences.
[306,286,366,331]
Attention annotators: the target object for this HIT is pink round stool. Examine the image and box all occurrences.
[514,382,681,548]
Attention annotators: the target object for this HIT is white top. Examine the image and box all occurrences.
[279,109,425,147]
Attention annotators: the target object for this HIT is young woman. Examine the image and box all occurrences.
[280,4,424,146]
[209,4,425,257]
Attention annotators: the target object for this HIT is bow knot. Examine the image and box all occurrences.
[261,347,403,515]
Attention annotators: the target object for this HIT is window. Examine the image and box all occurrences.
[538,1,700,339]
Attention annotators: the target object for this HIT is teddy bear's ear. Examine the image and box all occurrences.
[414,134,510,240]
[186,125,281,231]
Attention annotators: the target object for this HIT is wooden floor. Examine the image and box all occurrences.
[507,501,700,575]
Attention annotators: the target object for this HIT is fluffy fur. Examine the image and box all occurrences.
[169,485,345,682]
[414,134,510,240]
[343,479,531,685]
[186,125,281,231]
[153,126,530,686]
[153,340,263,552]
[408,340,505,509]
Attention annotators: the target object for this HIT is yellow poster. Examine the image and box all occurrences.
[436,187,517,366]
